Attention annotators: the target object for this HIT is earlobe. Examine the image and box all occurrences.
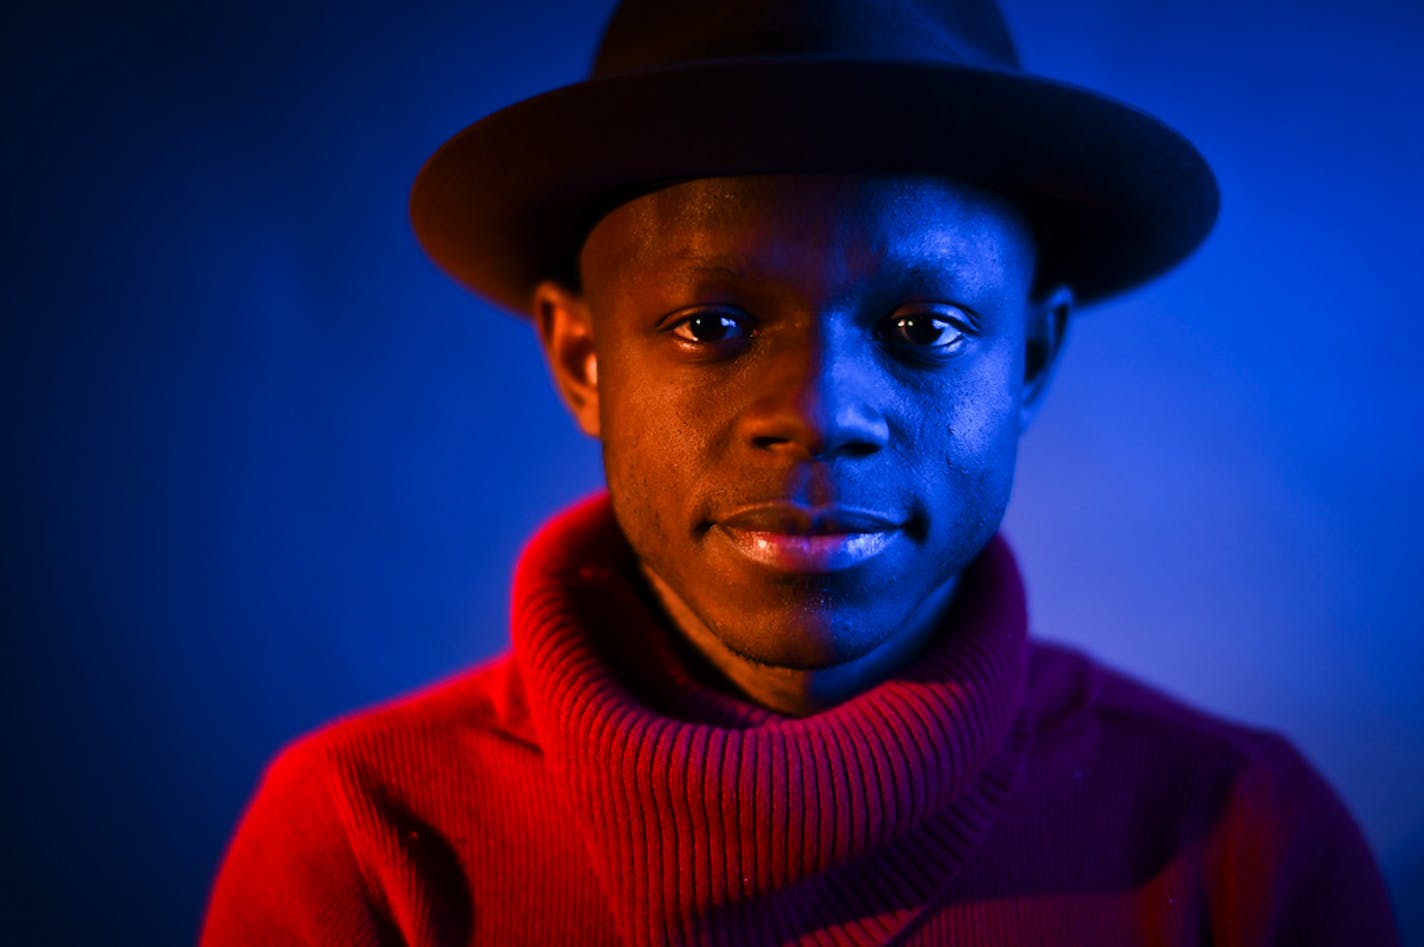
[1019,285,1072,432]
[533,282,601,438]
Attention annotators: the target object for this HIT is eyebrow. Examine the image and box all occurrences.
[653,247,988,306]
[663,253,758,282]
[663,252,966,281]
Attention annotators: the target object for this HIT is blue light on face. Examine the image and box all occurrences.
[6,0,1423,943]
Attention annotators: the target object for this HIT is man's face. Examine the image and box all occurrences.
[547,174,1052,671]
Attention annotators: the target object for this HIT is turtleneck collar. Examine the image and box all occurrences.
[512,494,1030,946]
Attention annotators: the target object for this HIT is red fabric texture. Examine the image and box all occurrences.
[202,494,1400,945]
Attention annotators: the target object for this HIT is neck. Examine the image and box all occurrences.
[511,496,1031,945]
[638,564,961,716]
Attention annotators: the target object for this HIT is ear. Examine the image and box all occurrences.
[1019,285,1072,432]
[533,281,601,438]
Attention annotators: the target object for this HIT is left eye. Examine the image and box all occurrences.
[883,312,966,349]
[669,312,750,344]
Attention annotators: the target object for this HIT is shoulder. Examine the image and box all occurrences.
[225,648,533,831]
[1025,638,1294,780]
[1023,637,1349,819]
[254,650,541,818]
[1022,639,1399,943]
[287,650,535,765]
[203,652,542,944]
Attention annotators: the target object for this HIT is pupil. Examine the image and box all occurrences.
[692,315,731,341]
[902,317,942,345]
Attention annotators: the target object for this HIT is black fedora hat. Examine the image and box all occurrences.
[410,0,1218,313]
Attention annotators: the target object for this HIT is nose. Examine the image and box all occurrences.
[740,324,891,461]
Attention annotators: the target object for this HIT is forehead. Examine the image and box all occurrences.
[577,174,1037,300]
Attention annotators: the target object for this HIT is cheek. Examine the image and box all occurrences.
[599,382,677,517]
[906,342,1021,454]
[955,336,1023,433]
[598,335,747,481]
[595,356,735,556]
[600,412,682,583]
[602,377,712,490]
[948,382,1020,464]
[914,349,1022,522]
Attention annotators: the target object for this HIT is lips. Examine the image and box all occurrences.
[713,503,902,573]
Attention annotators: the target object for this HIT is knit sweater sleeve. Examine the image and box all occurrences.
[200,737,390,946]
[1210,733,1400,947]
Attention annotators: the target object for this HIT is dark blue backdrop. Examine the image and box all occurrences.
[7,2,1423,944]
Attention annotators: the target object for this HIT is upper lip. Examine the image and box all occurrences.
[716,502,901,535]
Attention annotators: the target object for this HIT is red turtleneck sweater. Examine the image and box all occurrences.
[201,495,1399,945]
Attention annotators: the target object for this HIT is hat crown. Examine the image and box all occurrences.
[591,0,1021,77]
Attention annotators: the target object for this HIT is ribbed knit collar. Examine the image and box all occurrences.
[512,494,1030,946]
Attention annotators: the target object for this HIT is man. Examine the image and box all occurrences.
[203,0,1400,944]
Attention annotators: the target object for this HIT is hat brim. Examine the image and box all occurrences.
[410,59,1218,313]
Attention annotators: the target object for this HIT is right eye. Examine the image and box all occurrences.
[667,312,752,345]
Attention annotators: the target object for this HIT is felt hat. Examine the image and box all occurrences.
[409,0,1218,313]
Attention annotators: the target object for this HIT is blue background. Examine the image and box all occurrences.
[6,1,1422,944]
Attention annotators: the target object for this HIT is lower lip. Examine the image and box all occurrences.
[717,527,897,573]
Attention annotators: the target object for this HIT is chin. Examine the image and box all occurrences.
[711,604,896,671]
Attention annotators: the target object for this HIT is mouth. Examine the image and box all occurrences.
[712,503,903,574]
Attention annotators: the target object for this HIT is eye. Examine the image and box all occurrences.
[881,306,972,353]
[667,311,752,345]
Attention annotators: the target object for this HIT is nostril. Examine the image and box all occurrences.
[750,432,882,459]
[742,369,891,458]
[751,434,795,452]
